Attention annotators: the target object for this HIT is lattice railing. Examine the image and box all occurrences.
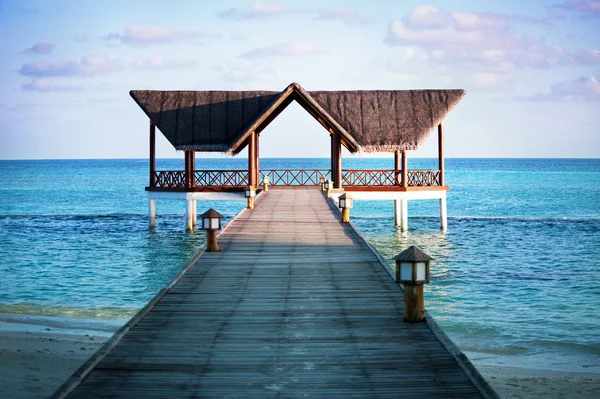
[260,170,331,186]
[342,170,441,187]
[152,169,441,188]
[407,170,441,186]
[342,170,398,186]
[194,170,249,187]
[154,171,186,188]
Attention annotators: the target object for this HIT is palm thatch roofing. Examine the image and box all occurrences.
[130,82,465,154]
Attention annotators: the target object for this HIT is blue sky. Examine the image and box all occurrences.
[0,0,599,159]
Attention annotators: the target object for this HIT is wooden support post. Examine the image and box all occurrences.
[438,122,444,187]
[185,200,193,231]
[401,150,408,188]
[401,199,408,232]
[440,196,447,232]
[149,120,156,187]
[190,151,195,188]
[206,230,221,252]
[394,199,401,227]
[332,134,342,188]
[394,150,401,185]
[184,151,195,189]
[403,284,425,322]
[255,133,260,188]
[341,208,350,223]
[192,200,197,227]
[248,132,257,187]
[149,198,156,228]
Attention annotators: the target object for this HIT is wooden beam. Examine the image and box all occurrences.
[438,122,445,187]
[255,133,260,186]
[401,150,408,187]
[184,150,194,189]
[149,120,156,187]
[190,151,195,188]
[332,133,342,188]
[248,131,257,187]
[394,150,401,186]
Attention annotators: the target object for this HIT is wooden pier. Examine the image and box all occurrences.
[54,189,496,398]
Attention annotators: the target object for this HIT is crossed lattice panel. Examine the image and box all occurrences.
[342,170,397,186]
[154,171,186,188]
[194,170,249,187]
[407,170,440,186]
[260,170,331,185]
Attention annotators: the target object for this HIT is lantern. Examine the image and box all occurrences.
[338,193,353,223]
[263,175,270,192]
[246,185,256,209]
[393,245,433,322]
[200,208,223,252]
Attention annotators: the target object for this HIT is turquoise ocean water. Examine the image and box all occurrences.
[0,158,599,372]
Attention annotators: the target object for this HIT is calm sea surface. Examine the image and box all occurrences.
[0,158,599,371]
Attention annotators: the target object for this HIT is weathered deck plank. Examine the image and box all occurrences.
[58,189,492,398]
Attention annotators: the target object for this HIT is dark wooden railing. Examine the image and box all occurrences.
[260,170,331,186]
[342,170,441,187]
[194,170,249,187]
[153,171,186,188]
[151,169,441,189]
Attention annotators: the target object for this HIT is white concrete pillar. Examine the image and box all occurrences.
[149,199,156,228]
[440,196,448,232]
[401,199,408,232]
[185,200,194,231]
[394,199,401,227]
[191,200,197,226]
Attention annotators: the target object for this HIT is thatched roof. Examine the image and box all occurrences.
[130,82,465,154]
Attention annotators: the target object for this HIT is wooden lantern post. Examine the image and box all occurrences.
[393,246,433,322]
[320,175,326,191]
[200,208,223,252]
[338,193,353,223]
[324,180,333,198]
[246,185,256,209]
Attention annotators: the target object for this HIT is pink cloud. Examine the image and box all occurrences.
[21,78,82,92]
[24,42,55,54]
[19,55,122,77]
[384,5,600,73]
[218,0,297,19]
[553,1,600,17]
[316,8,367,25]
[131,56,198,70]
[239,42,325,59]
[518,76,600,101]
[104,26,204,46]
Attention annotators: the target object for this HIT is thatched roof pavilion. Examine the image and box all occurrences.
[131,82,465,193]
[130,82,465,155]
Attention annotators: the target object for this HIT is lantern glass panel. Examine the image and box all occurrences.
[325,181,330,189]
[400,262,413,281]
[210,218,220,230]
[339,198,345,208]
[202,218,210,230]
[320,176,326,183]
[346,198,353,208]
[416,262,427,281]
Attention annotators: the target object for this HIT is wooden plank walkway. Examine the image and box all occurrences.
[57,189,493,398]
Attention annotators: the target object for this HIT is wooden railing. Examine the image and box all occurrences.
[153,171,186,188]
[151,169,441,188]
[194,170,249,187]
[342,170,441,187]
[260,170,331,186]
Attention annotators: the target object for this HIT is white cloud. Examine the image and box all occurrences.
[519,76,600,101]
[553,1,600,18]
[23,42,55,54]
[19,55,122,77]
[239,42,325,59]
[404,5,452,29]
[316,8,367,25]
[131,56,198,70]
[383,5,600,89]
[218,1,297,20]
[21,78,82,92]
[104,26,205,46]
